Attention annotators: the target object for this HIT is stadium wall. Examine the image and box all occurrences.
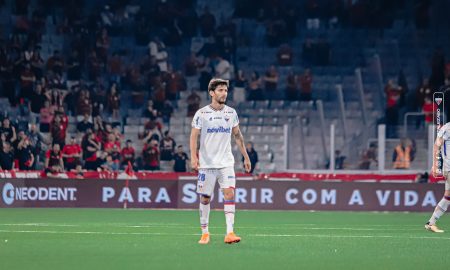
[0,178,443,212]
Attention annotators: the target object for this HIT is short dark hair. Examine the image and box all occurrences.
[208,78,229,92]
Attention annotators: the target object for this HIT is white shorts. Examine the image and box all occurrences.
[197,167,236,197]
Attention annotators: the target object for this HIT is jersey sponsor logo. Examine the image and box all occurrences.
[206,126,231,133]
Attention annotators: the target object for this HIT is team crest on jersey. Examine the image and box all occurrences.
[209,117,213,121]
[224,117,230,122]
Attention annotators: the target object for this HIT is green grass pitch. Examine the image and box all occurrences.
[0,208,449,270]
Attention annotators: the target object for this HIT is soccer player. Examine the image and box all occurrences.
[426,122,450,233]
[190,78,251,244]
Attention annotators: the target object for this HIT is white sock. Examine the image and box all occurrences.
[429,197,450,225]
[224,200,235,234]
[199,202,210,234]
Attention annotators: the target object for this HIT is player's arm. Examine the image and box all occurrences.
[190,127,200,171]
[432,137,444,177]
[232,125,251,173]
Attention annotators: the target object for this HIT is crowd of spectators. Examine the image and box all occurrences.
[0,0,445,173]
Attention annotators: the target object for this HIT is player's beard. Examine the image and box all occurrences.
[217,96,227,104]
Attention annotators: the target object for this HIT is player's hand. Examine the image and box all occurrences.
[244,158,251,173]
[191,158,199,172]
[431,165,441,178]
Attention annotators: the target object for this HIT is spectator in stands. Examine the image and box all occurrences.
[149,36,168,72]
[152,81,166,112]
[30,47,44,80]
[173,145,189,172]
[76,89,92,116]
[233,70,247,103]
[62,136,82,171]
[19,63,36,101]
[393,138,412,169]
[143,100,158,121]
[16,135,35,170]
[165,70,186,102]
[50,111,68,147]
[159,100,174,125]
[46,50,64,76]
[107,83,120,119]
[72,164,86,179]
[96,120,114,145]
[277,44,294,66]
[184,52,200,77]
[422,96,434,125]
[385,79,403,138]
[0,142,14,170]
[77,113,94,133]
[121,139,135,169]
[285,70,298,101]
[299,69,313,101]
[160,130,176,161]
[100,154,119,172]
[264,65,278,100]
[243,142,258,174]
[214,56,231,80]
[1,118,17,144]
[27,123,48,164]
[48,89,67,109]
[358,142,378,170]
[187,90,201,117]
[45,144,64,173]
[142,124,162,145]
[104,133,121,164]
[40,100,54,132]
[29,83,48,122]
[143,139,160,171]
[248,71,263,101]
[82,130,101,171]
[326,150,347,170]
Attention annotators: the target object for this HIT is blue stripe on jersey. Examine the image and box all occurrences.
[445,141,447,156]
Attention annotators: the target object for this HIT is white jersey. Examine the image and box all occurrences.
[438,122,450,172]
[192,105,239,169]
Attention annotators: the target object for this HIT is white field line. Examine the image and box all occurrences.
[0,223,424,231]
[0,229,448,241]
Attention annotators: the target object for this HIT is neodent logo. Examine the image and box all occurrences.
[206,126,231,133]
[2,182,77,205]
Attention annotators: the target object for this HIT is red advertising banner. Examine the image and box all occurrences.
[0,179,444,212]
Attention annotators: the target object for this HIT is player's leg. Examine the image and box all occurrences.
[197,169,216,244]
[198,194,212,243]
[219,167,241,244]
[425,173,450,233]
